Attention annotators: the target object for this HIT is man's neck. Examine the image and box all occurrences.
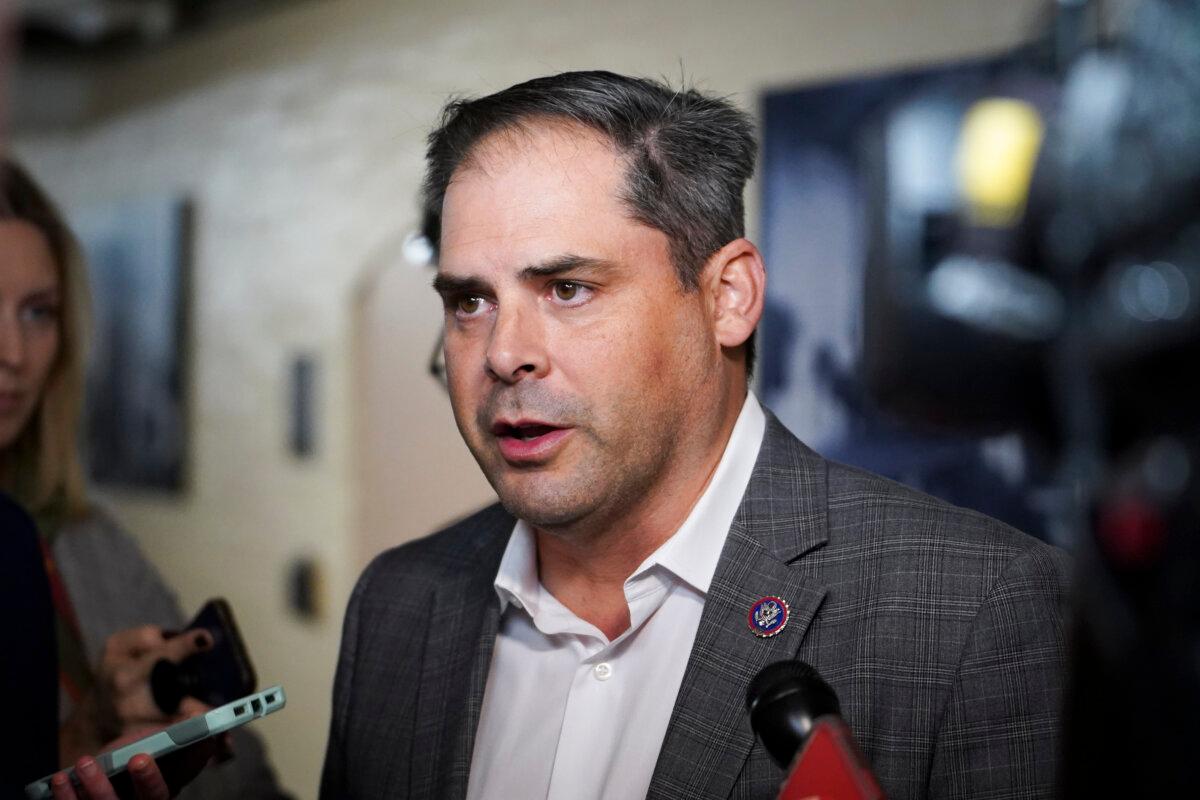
[533,388,749,640]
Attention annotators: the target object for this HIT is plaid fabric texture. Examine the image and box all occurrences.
[320,412,1068,799]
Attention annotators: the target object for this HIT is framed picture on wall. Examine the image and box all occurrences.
[72,196,191,491]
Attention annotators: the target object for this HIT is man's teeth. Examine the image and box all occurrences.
[511,425,552,440]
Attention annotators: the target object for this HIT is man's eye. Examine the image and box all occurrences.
[551,282,590,304]
[454,295,492,318]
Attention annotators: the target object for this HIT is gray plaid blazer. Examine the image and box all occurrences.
[320,412,1068,799]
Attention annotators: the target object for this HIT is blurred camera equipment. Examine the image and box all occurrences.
[861,0,1200,794]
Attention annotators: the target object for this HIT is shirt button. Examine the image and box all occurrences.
[593,662,613,681]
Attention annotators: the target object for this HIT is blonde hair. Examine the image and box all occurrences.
[0,158,90,520]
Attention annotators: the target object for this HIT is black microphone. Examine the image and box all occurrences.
[746,660,842,769]
[746,660,885,800]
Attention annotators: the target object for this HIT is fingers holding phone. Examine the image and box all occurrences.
[98,626,214,734]
[48,727,222,800]
[59,627,213,766]
[30,687,283,800]
[150,599,257,715]
[49,754,170,800]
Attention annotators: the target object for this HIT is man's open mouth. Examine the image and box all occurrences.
[492,422,562,440]
[490,420,572,461]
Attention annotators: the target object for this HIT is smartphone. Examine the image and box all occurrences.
[152,598,257,713]
[24,685,285,800]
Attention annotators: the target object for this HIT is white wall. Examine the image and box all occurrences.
[14,1,1047,796]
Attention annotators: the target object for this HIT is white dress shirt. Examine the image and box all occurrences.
[465,394,767,800]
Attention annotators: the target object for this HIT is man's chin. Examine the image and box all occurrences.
[490,478,597,530]
[496,500,583,529]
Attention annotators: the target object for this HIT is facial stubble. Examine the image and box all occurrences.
[460,380,688,539]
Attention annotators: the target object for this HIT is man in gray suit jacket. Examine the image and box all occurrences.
[321,71,1067,800]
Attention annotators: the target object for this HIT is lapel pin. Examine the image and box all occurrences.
[748,596,789,637]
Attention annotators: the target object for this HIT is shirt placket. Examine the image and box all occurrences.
[545,634,620,800]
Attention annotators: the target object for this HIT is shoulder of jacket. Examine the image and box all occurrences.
[52,502,142,563]
[823,457,1068,580]
[354,502,513,593]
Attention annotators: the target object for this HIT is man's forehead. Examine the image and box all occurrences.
[442,125,630,229]
[454,119,625,178]
[438,125,639,266]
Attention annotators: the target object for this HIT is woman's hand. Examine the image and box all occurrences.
[50,753,170,800]
[48,719,226,800]
[97,626,213,732]
[60,626,212,765]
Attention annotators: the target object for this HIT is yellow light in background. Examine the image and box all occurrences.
[956,98,1045,228]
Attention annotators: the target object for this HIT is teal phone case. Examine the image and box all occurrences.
[25,684,285,799]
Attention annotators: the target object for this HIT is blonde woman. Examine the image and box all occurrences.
[1,158,286,798]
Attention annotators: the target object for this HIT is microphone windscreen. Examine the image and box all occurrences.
[746,660,842,769]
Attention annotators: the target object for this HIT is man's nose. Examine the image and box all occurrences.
[485,304,548,384]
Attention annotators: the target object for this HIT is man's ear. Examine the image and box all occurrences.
[703,237,766,349]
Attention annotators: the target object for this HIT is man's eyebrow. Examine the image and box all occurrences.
[431,273,491,297]
[519,254,614,280]
[432,255,615,296]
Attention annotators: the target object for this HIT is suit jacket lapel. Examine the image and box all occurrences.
[648,413,830,799]
[409,510,511,800]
